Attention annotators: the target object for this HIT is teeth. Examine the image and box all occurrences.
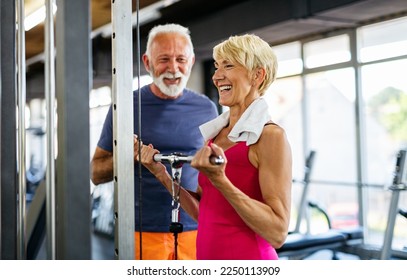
[219,85,231,91]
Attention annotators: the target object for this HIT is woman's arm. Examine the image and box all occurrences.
[192,125,292,248]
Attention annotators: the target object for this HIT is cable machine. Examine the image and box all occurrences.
[111,0,135,260]
[154,153,224,259]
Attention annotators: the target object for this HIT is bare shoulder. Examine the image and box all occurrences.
[249,124,290,167]
[259,123,288,144]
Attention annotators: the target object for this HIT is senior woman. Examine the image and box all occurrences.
[136,34,292,260]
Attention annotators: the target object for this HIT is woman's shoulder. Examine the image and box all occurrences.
[258,122,288,146]
[263,121,285,134]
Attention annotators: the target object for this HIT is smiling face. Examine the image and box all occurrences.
[143,32,195,98]
[212,59,257,108]
[212,34,278,104]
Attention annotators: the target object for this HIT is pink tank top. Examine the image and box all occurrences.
[196,141,278,260]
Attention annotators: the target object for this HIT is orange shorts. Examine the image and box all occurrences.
[134,230,197,260]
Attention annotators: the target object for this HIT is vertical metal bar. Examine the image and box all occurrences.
[297,42,309,233]
[350,29,367,234]
[55,0,91,259]
[380,150,406,259]
[1,0,18,260]
[134,0,143,259]
[381,191,400,259]
[0,0,2,258]
[45,0,56,260]
[16,0,27,260]
[300,43,308,161]
[294,151,316,233]
[112,0,135,260]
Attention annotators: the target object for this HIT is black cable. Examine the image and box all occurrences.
[135,0,143,260]
[169,173,183,260]
[174,232,178,260]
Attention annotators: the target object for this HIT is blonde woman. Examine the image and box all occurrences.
[137,34,292,260]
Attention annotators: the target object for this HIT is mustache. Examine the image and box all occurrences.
[161,72,183,79]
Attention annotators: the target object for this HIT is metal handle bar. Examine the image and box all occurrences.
[153,153,224,165]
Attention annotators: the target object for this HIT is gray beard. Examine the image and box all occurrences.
[151,72,189,98]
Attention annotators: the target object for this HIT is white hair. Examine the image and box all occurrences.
[145,23,194,57]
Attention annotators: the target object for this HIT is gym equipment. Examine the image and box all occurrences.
[153,152,224,259]
[154,153,186,260]
[277,150,363,259]
[279,150,407,260]
[380,149,406,259]
[338,150,407,259]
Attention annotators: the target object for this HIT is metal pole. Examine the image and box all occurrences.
[380,150,406,259]
[55,0,91,259]
[112,0,135,260]
[380,190,401,259]
[350,29,367,235]
[0,0,2,257]
[294,151,316,233]
[1,0,18,260]
[45,0,56,260]
[16,0,27,260]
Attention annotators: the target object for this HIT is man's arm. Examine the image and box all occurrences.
[90,146,114,185]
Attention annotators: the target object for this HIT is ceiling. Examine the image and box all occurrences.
[23,0,407,97]
[25,0,160,59]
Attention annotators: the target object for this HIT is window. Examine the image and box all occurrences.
[358,17,407,62]
[361,59,407,248]
[273,42,302,77]
[304,35,351,68]
[266,77,304,180]
[306,68,357,183]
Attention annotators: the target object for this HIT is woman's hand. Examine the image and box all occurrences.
[191,143,227,186]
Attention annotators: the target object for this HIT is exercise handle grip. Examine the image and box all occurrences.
[209,155,225,165]
[153,154,193,164]
[153,153,224,165]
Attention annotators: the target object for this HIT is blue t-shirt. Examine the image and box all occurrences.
[97,85,218,232]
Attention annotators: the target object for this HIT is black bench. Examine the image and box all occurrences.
[277,231,346,258]
[277,227,363,259]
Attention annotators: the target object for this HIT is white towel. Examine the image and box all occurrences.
[199,98,271,146]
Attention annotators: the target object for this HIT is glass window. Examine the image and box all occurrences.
[358,17,407,62]
[301,68,359,232]
[362,59,407,185]
[361,58,407,248]
[308,183,359,233]
[266,76,304,180]
[273,42,302,77]
[304,34,351,68]
[306,68,357,183]
[265,76,304,232]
